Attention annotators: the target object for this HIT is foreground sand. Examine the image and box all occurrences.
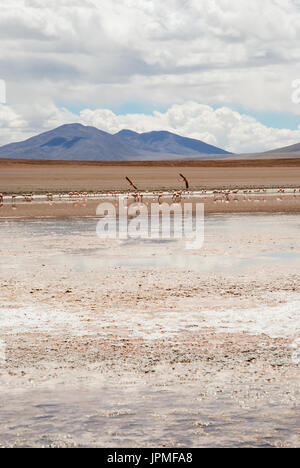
[0,214,299,447]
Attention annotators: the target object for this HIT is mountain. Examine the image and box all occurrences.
[0,124,138,161]
[265,142,300,154]
[0,123,232,161]
[115,129,231,156]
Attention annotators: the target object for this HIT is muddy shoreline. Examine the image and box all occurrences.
[1,192,300,219]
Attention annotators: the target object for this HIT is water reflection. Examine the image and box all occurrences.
[0,385,298,448]
[1,213,300,273]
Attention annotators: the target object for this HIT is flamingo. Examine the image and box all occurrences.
[132,192,139,203]
[24,193,32,202]
[125,176,139,191]
[179,173,189,190]
[172,191,182,203]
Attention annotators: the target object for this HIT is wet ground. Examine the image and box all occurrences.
[1,383,299,448]
[2,189,300,219]
[0,213,299,447]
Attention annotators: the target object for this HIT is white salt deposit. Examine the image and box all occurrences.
[99,301,300,340]
[198,301,300,338]
[0,300,299,340]
[0,302,86,336]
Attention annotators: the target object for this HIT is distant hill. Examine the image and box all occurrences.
[115,129,231,156]
[265,142,300,154]
[0,123,232,161]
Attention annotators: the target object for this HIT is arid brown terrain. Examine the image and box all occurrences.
[1,157,300,194]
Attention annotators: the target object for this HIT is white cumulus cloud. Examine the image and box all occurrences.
[1,0,300,151]
[1,101,300,153]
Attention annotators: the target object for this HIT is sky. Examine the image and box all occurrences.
[1,0,300,153]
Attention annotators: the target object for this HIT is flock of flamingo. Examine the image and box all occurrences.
[1,173,300,208]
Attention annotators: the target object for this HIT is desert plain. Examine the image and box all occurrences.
[0,158,299,448]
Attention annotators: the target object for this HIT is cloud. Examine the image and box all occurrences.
[1,0,300,114]
[78,102,300,153]
[1,0,300,152]
[0,104,29,144]
[1,100,300,153]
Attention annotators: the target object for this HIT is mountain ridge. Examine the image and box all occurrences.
[265,141,300,154]
[0,123,232,161]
